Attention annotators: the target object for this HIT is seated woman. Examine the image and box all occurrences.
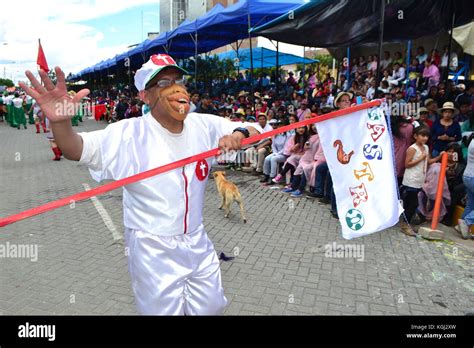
[260,120,290,184]
[441,143,466,226]
[281,123,320,196]
[430,102,461,157]
[272,126,309,184]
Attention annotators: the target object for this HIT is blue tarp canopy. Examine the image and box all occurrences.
[162,0,304,59]
[216,47,318,69]
[70,0,305,80]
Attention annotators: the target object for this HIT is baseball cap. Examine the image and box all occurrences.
[134,54,188,91]
[246,116,256,122]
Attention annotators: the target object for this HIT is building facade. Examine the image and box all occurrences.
[159,0,256,55]
[159,0,240,32]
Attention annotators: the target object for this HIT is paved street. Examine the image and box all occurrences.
[0,117,473,315]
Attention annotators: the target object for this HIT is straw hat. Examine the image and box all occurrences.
[424,98,436,107]
[440,101,457,112]
[254,92,261,99]
[333,91,353,108]
[238,91,248,98]
[413,107,429,120]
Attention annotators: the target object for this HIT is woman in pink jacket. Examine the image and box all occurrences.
[282,124,320,196]
[272,126,309,184]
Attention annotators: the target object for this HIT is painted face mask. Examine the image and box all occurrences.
[154,84,190,121]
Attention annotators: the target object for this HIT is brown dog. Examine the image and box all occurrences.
[212,171,247,223]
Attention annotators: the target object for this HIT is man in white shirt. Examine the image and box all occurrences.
[388,63,406,87]
[366,80,376,100]
[379,51,392,71]
[189,91,199,112]
[20,54,262,315]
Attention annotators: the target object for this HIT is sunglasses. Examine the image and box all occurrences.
[147,77,186,89]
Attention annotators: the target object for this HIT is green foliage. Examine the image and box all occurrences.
[183,55,235,82]
[296,54,336,82]
[0,78,14,87]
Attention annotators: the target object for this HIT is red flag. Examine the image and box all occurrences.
[37,39,49,72]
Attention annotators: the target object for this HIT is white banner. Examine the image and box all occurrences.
[317,105,404,239]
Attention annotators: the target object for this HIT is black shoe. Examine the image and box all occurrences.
[319,197,330,204]
[411,214,426,226]
[306,192,323,199]
[266,178,277,185]
[260,175,269,183]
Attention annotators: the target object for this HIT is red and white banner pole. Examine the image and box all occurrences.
[0,100,382,228]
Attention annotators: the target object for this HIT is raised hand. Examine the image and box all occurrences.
[19,67,89,124]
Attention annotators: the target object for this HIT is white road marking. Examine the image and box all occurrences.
[82,183,122,241]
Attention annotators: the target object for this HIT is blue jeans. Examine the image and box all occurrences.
[314,162,328,196]
[263,153,287,177]
[291,173,307,191]
[462,176,474,226]
[331,185,337,213]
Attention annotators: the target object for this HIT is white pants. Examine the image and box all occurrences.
[125,226,228,315]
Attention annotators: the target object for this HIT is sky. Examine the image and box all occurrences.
[0,0,161,83]
[0,0,310,84]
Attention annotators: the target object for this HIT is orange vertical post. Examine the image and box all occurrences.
[431,152,449,230]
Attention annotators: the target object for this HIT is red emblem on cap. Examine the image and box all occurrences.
[195,159,209,181]
[151,54,176,66]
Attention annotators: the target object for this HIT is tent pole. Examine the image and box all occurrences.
[195,32,198,87]
[276,41,279,95]
[261,47,263,70]
[248,11,255,113]
[346,47,350,85]
[376,0,385,86]
[445,4,455,82]
[406,40,412,96]
[237,44,240,78]
[302,46,306,89]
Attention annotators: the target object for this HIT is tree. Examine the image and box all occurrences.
[0,78,14,87]
[297,54,335,82]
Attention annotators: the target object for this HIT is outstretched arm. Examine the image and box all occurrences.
[19,67,89,161]
[218,126,260,154]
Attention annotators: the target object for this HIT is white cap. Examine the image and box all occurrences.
[134,54,188,91]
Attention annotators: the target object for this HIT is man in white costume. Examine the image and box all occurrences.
[20,54,262,315]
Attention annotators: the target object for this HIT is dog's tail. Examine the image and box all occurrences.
[233,191,247,224]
